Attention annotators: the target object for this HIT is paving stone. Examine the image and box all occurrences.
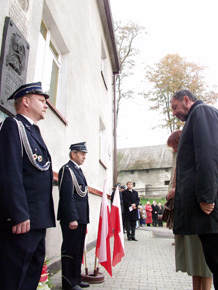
[50,227,214,290]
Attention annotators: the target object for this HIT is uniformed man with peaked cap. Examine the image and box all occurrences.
[58,142,90,290]
[0,82,55,290]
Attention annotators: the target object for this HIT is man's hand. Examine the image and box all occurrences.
[12,219,30,234]
[200,202,215,215]
[69,220,78,230]
[131,204,136,209]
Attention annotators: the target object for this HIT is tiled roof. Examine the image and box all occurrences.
[117,144,173,171]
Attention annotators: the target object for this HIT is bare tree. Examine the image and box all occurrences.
[114,20,146,126]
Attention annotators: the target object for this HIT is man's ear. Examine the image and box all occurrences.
[183,95,190,105]
[22,96,30,108]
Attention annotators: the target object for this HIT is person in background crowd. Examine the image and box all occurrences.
[111,184,121,205]
[167,127,213,290]
[151,200,158,227]
[139,205,146,227]
[157,203,164,227]
[0,82,55,290]
[136,205,141,228]
[122,181,140,241]
[145,201,152,226]
[58,142,90,290]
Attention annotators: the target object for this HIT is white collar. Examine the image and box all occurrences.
[21,114,35,125]
[70,160,80,169]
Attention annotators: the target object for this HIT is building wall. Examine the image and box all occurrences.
[118,167,171,197]
[0,0,115,260]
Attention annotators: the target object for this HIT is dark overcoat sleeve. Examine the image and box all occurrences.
[122,190,131,208]
[193,106,218,203]
[0,118,30,226]
[134,191,140,206]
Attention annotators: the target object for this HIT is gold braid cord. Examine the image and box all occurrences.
[14,118,51,172]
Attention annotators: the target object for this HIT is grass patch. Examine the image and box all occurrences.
[140,197,166,206]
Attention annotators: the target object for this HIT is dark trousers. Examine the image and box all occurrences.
[158,219,163,227]
[126,220,136,239]
[60,222,87,288]
[122,214,126,231]
[0,228,46,290]
[199,233,218,290]
[152,215,158,226]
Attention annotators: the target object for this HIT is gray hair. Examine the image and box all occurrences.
[69,150,78,159]
[172,90,197,102]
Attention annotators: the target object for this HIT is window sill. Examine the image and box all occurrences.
[47,100,68,125]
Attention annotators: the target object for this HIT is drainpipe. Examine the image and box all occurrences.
[113,73,117,186]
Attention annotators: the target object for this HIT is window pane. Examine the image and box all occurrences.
[34,20,61,109]
[49,40,59,60]
[40,21,47,40]
[49,60,59,106]
[34,33,46,81]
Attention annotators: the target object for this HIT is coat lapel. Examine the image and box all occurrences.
[69,161,87,185]
[16,114,47,150]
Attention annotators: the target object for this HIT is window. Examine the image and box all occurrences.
[165,168,169,172]
[34,20,60,107]
[145,169,149,173]
[101,41,108,89]
[0,111,7,122]
[165,181,170,185]
[99,118,107,168]
[130,170,134,174]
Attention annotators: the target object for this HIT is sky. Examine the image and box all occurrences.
[110,0,218,148]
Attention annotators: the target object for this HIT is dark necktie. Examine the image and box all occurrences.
[33,124,41,135]
[32,124,47,149]
[78,167,86,183]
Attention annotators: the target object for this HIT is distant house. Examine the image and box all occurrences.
[117,144,173,197]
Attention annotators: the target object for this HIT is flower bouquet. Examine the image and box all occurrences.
[37,260,51,290]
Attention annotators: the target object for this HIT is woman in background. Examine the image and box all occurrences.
[167,130,212,290]
[145,201,152,226]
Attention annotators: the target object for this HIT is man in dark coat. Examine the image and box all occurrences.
[151,200,158,227]
[0,82,55,290]
[58,142,90,290]
[122,181,140,241]
[171,89,218,289]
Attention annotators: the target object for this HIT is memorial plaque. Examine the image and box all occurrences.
[0,17,29,116]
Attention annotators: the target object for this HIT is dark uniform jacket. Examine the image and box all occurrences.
[151,204,159,216]
[122,189,140,221]
[174,101,218,235]
[0,114,55,229]
[57,160,89,224]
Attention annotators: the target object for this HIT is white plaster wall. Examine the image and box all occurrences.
[1,0,115,261]
[0,0,10,40]
[38,0,114,193]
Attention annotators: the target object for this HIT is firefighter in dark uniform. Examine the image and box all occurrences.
[58,142,90,290]
[0,82,55,290]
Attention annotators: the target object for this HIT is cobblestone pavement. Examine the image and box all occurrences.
[50,226,214,290]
